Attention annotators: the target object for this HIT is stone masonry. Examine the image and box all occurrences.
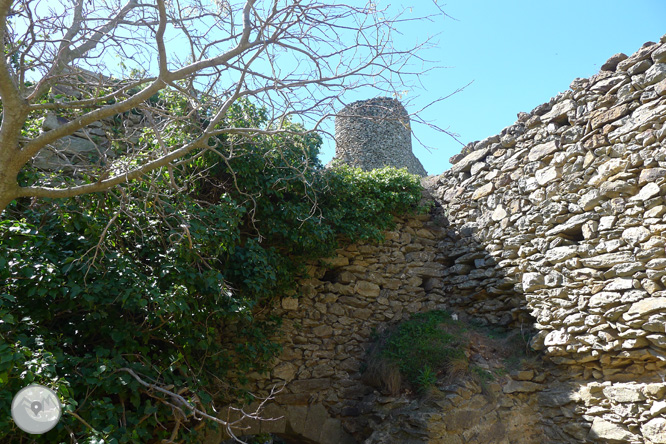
[426,34,666,443]
[212,35,666,444]
[334,97,428,176]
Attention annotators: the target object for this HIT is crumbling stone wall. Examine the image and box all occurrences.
[217,210,560,443]
[334,97,428,176]
[235,212,448,440]
[211,36,666,444]
[231,35,666,444]
[33,111,146,173]
[426,34,666,443]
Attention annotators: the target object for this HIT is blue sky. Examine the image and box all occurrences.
[317,0,666,176]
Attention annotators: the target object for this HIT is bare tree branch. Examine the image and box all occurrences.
[118,367,282,443]
[0,0,454,215]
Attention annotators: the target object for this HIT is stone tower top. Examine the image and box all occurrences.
[334,97,427,176]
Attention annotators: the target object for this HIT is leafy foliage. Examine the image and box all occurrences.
[375,310,469,393]
[0,99,422,442]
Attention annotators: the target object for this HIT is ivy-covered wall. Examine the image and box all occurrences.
[0,97,424,443]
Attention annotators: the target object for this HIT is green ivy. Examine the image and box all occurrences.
[1,98,423,442]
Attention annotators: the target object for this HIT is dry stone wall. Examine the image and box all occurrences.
[32,110,146,174]
[363,377,549,444]
[213,209,563,444]
[233,212,449,441]
[214,36,666,444]
[425,34,666,443]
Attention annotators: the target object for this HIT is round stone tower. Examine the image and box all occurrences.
[334,97,427,176]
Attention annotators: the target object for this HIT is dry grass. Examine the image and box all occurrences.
[362,357,403,396]
[446,355,471,382]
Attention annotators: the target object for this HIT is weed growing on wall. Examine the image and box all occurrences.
[364,310,469,394]
[364,310,541,395]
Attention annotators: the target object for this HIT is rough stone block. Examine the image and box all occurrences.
[522,273,546,292]
[282,297,299,310]
[528,140,559,162]
[312,325,334,337]
[639,167,666,184]
[285,404,309,435]
[450,147,492,175]
[653,44,666,63]
[625,298,666,319]
[502,379,542,393]
[544,329,572,346]
[656,78,666,96]
[622,226,651,245]
[581,252,633,269]
[320,256,349,267]
[579,189,602,211]
[535,166,562,186]
[605,278,634,291]
[588,418,640,441]
[354,281,380,297]
[273,362,298,381]
[589,291,622,308]
[56,135,98,155]
[590,103,631,129]
[319,418,356,444]
[546,213,594,237]
[491,205,507,221]
[642,418,666,443]
[540,99,575,123]
[259,404,288,435]
[600,180,637,197]
[545,245,579,263]
[471,182,494,200]
[602,53,629,71]
[645,63,666,85]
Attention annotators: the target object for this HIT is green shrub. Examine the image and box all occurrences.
[0,99,423,443]
[365,310,469,394]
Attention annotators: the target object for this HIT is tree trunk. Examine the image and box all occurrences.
[0,168,20,216]
[0,110,27,216]
[0,197,13,217]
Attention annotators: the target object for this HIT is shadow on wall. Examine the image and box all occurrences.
[428,34,666,443]
[210,32,666,439]
[211,197,591,444]
[354,191,590,444]
[207,199,559,443]
[215,403,355,444]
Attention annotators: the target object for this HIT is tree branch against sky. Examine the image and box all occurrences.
[0,0,447,214]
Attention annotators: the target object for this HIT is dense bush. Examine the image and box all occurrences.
[0,99,423,443]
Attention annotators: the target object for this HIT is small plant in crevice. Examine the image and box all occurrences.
[468,322,541,374]
[362,310,469,395]
[470,365,494,384]
[469,364,498,401]
[416,364,438,393]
